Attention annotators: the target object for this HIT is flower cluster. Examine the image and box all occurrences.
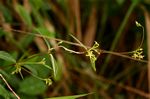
[12,63,22,74]
[132,48,144,60]
[86,41,100,71]
[44,78,52,86]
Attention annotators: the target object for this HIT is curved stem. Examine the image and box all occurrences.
[100,1,140,74]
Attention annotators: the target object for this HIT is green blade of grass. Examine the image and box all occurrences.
[45,93,93,99]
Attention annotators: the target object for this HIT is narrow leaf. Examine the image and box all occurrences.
[49,54,57,79]
[49,54,61,81]
[45,93,93,99]
[0,51,16,63]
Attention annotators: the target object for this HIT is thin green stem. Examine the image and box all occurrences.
[138,26,144,48]
[70,34,87,50]
[18,62,43,65]
[36,29,51,50]
[119,24,145,54]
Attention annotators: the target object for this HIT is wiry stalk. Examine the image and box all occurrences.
[0,74,20,99]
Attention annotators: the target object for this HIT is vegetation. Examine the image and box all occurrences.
[0,0,150,99]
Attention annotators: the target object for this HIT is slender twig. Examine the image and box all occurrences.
[0,27,148,63]
[138,23,145,49]
[70,34,87,50]
[0,74,20,99]
[0,27,82,47]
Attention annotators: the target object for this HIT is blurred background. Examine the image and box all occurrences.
[0,0,150,99]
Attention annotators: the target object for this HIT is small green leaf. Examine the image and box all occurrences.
[0,51,16,63]
[49,54,62,81]
[45,93,93,99]
[0,84,10,99]
[19,76,47,95]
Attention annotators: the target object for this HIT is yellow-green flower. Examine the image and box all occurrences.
[44,78,52,86]
[132,48,144,60]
